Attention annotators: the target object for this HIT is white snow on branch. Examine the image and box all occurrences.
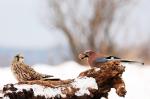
[3,96,10,99]
[94,67,101,72]
[3,77,98,98]
[0,90,3,98]
[1,62,150,99]
[71,76,98,96]
[5,84,66,98]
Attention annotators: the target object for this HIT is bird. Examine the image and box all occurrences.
[11,54,60,82]
[79,50,144,68]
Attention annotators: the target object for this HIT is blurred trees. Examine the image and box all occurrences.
[48,0,128,63]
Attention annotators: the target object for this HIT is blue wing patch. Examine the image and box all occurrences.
[95,56,121,63]
[105,56,121,59]
[95,57,108,63]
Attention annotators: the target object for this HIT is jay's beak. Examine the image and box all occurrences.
[78,53,89,59]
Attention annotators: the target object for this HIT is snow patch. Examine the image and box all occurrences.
[5,84,66,98]
[94,68,100,72]
[0,92,4,98]
[0,68,17,89]
[33,61,89,80]
[71,77,98,96]
[3,96,10,99]
[1,62,150,99]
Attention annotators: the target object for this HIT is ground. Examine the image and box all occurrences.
[0,61,149,99]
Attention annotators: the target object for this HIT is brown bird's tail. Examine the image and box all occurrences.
[42,74,60,81]
[42,74,54,78]
[120,60,144,65]
[43,77,60,81]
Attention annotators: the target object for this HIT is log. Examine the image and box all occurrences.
[1,61,126,99]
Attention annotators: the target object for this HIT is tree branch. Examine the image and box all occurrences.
[1,61,126,99]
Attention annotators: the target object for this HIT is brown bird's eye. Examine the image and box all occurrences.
[15,56,20,61]
[15,55,19,58]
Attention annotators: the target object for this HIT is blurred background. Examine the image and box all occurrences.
[0,0,149,67]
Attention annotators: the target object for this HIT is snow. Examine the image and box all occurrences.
[109,63,150,99]
[0,93,4,98]
[94,67,101,72]
[0,67,17,89]
[71,77,98,96]
[0,61,150,99]
[2,76,98,98]
[3,96,10,99]
[4,84,65,98]
[0,0,66,49]
[33,61,89,80]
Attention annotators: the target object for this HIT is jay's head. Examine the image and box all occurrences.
[79,50,95,60]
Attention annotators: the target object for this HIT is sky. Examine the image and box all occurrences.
[110,0,150,47]
[0,0,149,49]
[0,0,66,50]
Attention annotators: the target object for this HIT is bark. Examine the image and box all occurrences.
[1,61,126,99]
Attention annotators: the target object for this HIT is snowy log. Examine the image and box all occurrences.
[1,61,126,99]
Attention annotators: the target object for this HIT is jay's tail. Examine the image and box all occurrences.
[105,56,144,65]
[120,60,144,65]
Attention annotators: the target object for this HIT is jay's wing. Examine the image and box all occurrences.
[95,56,121,63]
[95,57,108,63]
[105,56,121,60]
[95,56,144,65]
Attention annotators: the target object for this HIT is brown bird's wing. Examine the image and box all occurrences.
[23,64,54,80]
[26,65,61,80]
[21,64,42,80]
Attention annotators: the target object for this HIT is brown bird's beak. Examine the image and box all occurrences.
[78,53,89,60]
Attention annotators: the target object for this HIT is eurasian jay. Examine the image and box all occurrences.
[79,50,144,68]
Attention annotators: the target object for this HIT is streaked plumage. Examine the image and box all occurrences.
[11,54,59,82]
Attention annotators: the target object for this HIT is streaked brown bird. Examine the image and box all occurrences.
[11,54,59,82]
[79,50,144,68]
